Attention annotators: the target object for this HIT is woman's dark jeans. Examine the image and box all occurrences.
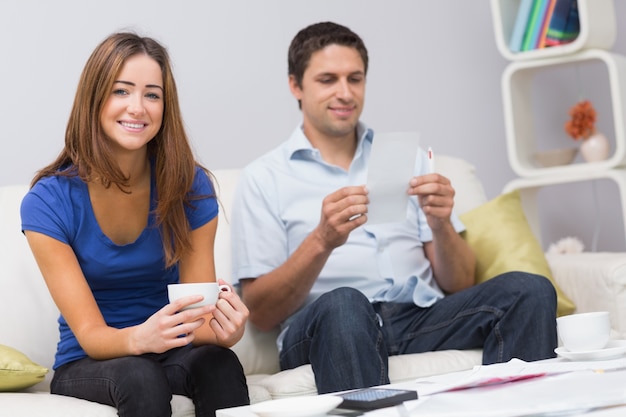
[51,344,249,417]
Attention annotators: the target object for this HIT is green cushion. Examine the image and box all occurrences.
[0,344,48,392]
[460,190,575,317]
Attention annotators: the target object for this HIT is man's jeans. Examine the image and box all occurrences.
[279,272,558,394]
[51,344,249,417]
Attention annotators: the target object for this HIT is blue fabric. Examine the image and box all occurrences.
[281,273,558,394]
[21,165,218,369]
[231,123,466,332]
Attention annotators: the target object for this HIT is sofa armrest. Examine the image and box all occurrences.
[547,252,626,337]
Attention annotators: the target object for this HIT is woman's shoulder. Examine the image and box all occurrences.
[25,173,86,212]
[191,164,215,195]
[30,172,84,196]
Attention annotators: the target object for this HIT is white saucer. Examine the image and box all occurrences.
[250,395,343,417]
[555,340,626,361]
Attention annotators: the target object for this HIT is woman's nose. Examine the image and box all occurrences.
[127,95,145,115]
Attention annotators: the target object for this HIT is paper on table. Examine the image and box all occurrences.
[414,357,626,397]
[366,132,420,225]
[368,371,626,417]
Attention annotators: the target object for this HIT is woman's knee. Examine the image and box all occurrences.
[190,345,244,378]
[53,356,172,416]
[114,356,171,397]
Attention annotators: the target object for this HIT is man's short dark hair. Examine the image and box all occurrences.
[288,21,369,88]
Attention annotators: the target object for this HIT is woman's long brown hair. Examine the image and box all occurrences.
[31,32,211,268]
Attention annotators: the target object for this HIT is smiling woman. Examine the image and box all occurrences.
[100,54,164,158]
[19,32,250,417]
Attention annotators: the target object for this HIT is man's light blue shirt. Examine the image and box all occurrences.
[231,122,466,332]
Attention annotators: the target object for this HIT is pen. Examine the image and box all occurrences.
[428,147,435,173]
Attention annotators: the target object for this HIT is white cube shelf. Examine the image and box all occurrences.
[490,0,616,61]
[502,49,626,178]
[503,169,626,246]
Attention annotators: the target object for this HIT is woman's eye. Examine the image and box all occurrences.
[113,89,128,96]
[146,92,161,100]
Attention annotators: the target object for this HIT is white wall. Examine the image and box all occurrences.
[1,0,625,251]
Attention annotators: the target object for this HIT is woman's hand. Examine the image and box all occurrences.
[205,279,249,347]
[130,295,213,354]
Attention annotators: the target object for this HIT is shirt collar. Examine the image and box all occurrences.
[287,122,374,162]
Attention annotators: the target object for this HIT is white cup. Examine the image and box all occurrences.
[167,282,231,310]
[556,311,611,352]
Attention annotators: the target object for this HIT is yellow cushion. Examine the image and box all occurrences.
[459,190,575,317]
[0,344,48,392]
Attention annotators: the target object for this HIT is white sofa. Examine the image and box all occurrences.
[2,155,626,416]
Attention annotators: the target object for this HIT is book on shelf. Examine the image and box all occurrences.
[545,0,580,46]
[525,0,554,51]
[537,0,557,48]
[520,0,544,51]
[508,0,580,53]
[509,0,534,52]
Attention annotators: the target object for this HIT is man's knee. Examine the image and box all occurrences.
[317,287,371,311]
[494,271,557,306]
[313,287,379,334]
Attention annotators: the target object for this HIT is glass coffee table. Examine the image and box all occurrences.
[217,359,626,417]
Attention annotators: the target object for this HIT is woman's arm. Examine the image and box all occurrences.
[178,217,249,348]
[24,230,209,358]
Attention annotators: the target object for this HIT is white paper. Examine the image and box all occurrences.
[363,361,626,417]
[366,132,420,224]
[414,357,626,397]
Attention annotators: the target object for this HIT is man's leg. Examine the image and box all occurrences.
[279,287,390,394]
[379,272,558,363]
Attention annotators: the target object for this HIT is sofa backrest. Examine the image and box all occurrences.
[216,154,488,375]
[0,154,487,381]
[212,155,487,283]
[0,184,60,388]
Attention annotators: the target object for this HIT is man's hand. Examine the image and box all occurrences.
[408,173,455,230]
[314,185,369,250]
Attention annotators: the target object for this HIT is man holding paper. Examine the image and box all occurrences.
[230,21,557,394]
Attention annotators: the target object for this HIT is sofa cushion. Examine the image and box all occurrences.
[0,392,118,417]
[460,190,576,317]
[0,345,48,392]
[0,184,60,389]
[547,252,626,338]
[434,155,488,215]
[251,349,482,399]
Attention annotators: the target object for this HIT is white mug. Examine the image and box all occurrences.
[556,311,611,352]
[167,282,231,310]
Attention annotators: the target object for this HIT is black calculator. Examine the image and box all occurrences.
[338,388,418,410]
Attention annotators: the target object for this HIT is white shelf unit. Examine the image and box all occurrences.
[492,0,626,250]
[490,0,616,61]
[503,169,626,246]
[502,48,626,178]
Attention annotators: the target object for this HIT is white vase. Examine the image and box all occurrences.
[580,132,610,162]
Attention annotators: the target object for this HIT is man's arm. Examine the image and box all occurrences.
[240,185,369,331]
[409,173,476,294]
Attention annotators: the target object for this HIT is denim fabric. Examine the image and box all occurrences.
[279,272,557,394]
[51,345,249,417]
